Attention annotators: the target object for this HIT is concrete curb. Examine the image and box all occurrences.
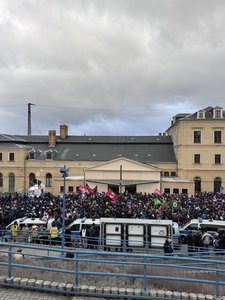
[0,276,218,299]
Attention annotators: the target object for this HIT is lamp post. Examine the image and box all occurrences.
[60,165,69,250]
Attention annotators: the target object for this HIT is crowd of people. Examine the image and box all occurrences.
[0,190,225,228]
[0,190,225,252]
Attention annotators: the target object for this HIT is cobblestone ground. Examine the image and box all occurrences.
[0,287,98,300]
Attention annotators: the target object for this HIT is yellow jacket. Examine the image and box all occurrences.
[50,227,58,239]
[10,224,19,237]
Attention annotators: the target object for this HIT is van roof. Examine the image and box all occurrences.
[69,218,100,226]
[6,217,52,229]
[183,219,225,228]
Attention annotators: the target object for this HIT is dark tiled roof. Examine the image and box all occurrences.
[0,134,176,163]
[176,106,225,121]
[4,135,172,144]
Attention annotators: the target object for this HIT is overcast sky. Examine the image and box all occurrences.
[0,0,225,136]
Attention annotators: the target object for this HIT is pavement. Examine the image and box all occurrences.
[0,286,98,300]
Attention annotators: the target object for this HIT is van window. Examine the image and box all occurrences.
[186,224,198,231]
[200,225,224,232]
[70,224,80,231]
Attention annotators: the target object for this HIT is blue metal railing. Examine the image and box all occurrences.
[0,241,225,298]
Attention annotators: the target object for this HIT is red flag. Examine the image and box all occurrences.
[154,188,162,196]
[79,185,89,194]
[86,184,97,195]
[79,184,97,195]
[106,188,118,202]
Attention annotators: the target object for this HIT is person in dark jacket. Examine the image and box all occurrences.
[193,230,203,254]
[65,226,72,247]
[163,237,173,255]
[186,230,194,255]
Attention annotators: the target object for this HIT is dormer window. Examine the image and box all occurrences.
[29,152,35,159]
[46,150,52,160]
[197,110,205,119]
[213,107,223,119]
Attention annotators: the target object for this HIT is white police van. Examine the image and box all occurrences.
[4,217,55,242]
[64,218,179,249]
[59,218,100,245]
[179,218,225,244]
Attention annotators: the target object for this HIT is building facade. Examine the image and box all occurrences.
[167,105,225,194]
[0,106,224,196]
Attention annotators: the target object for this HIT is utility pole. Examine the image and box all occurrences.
[27,103,35,136]
[119,165,122,194]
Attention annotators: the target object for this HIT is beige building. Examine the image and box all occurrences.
[167,105,225,193]
[0,106,224,196]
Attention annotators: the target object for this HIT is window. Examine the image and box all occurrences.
[46,151,52,159]
[8,173,15,193]
[45,173,52,187]
[182,189,188,194]
[29,173,36,187]
[60,186,64,193]
[214,109,222,118]
[194,131,201,143]
[214,131,222,143]
[173,188,179,194]
[9,152,14,161]
[164,188,170,194]
[214,177,221,193]
[215,154,221,164]
[171,172,176,177]
[197,111,205,119]
[164,172,169,177]
[194,154,201,164]
[0,173,3,188]
[70,224,80,231]
[29,152,35,159]
[68,186,74,193]
[194,177,201,193]
[0,153,2,161]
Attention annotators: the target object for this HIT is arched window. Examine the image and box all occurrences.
[46,173,52,187]
[194,177,201,193]
[9,173,15,193]
[29,173,36,187]
[214,177,221,193]
[0,173,3,188]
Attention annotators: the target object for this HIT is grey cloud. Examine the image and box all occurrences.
[1,1,225,135]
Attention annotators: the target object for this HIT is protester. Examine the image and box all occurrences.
[1,190,225,250]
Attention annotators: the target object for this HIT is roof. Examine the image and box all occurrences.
[170,106,225,124]
[0,134,177,164]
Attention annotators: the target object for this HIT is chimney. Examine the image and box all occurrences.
[48,130,56,148]
[60,124,68,139]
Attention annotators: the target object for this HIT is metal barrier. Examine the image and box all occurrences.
[0,241,225,298]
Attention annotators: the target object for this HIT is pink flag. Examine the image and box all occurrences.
[154,188,162,196]
[106,188,118,202]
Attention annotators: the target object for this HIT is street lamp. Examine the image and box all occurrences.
[60,165,69,250]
